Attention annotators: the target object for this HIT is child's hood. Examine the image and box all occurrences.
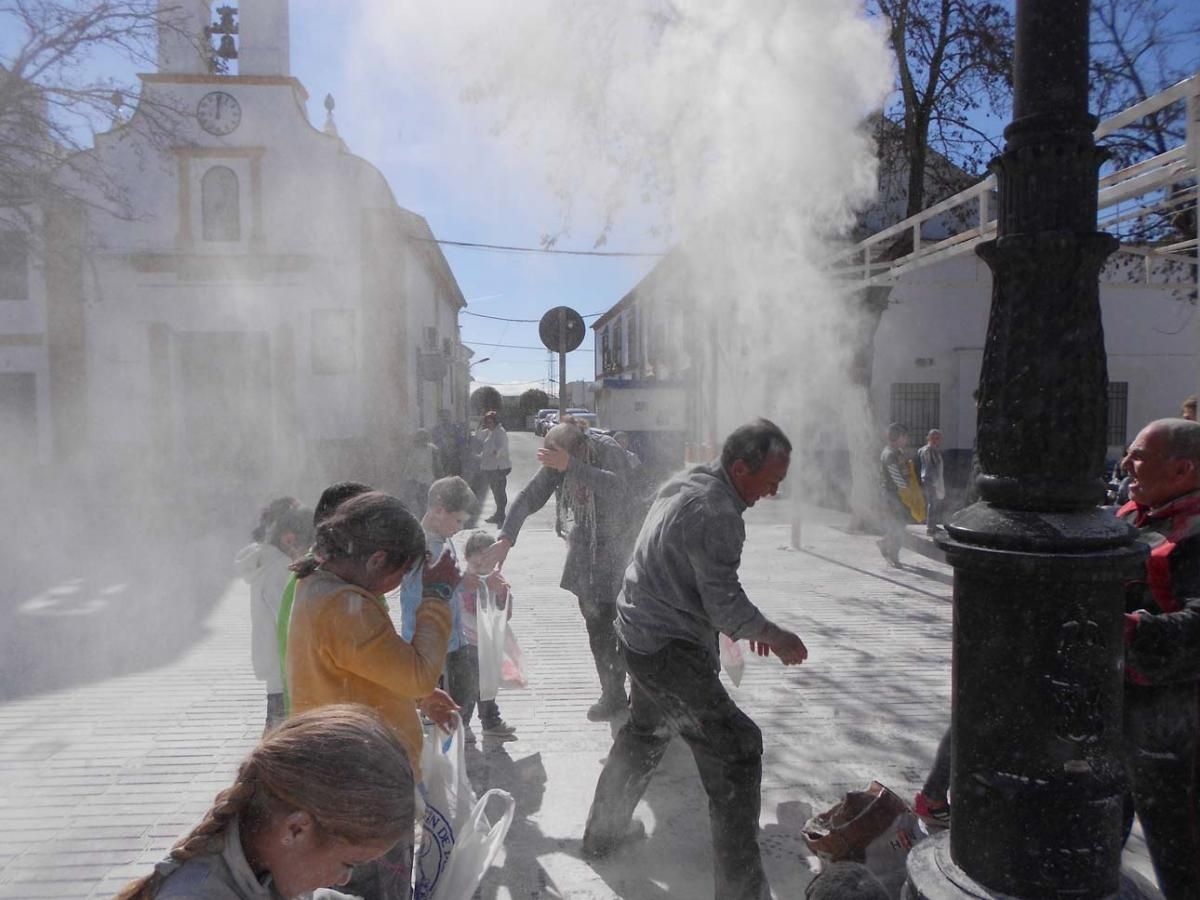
[233,542,290,584]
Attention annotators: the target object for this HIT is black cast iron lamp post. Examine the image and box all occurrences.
[904,1,1145,896]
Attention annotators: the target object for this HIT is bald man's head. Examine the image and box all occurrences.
[1122,418,1200,508]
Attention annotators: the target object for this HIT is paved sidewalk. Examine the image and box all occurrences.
[0,480,1158,897]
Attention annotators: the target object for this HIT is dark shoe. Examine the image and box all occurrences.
[582,819,647,859]
[484,513,504,525]
[586,694,628,722]
[463,724,477,746]
[481,718,518,740]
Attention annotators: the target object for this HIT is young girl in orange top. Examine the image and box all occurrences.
[286,491,460,900]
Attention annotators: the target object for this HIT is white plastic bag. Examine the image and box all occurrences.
[719,634,746,687]
[414,717,517,900]
[432,789,516,900]
[475,583,507,701]
[415,718,475,900]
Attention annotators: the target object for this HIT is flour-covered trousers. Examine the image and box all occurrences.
[584,640,768,900]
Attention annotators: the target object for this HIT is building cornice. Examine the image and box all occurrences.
[139,72,310,103]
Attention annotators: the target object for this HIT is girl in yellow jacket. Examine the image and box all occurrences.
[286,491,459,900]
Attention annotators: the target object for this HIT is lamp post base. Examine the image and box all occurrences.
[905,833,1163,900]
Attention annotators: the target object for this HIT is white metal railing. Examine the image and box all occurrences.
[835,73,1199,287]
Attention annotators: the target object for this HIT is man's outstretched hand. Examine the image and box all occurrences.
[477,537,513,572]
[750,623,808,665]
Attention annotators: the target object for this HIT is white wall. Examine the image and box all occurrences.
[870,252,1200,457]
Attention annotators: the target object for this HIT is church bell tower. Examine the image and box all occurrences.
[237,0,291,76]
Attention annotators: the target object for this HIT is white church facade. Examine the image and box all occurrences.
[0,0,469,491]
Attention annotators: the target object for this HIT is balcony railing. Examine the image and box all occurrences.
[832,73,1199,287]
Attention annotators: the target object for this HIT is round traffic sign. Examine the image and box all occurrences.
[538,306,586,353]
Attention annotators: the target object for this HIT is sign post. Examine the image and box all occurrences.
[538,306,586,420]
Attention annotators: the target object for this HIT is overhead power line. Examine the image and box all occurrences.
[462,310,604,323]
[466,340,595,351]
[418,237,667,258]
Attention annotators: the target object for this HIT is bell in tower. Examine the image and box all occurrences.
[207,5,238,70]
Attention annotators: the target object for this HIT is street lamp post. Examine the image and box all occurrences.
[905,1,1146,897]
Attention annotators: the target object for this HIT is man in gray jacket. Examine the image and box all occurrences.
[482,422,635,720]
[582,418,808,900]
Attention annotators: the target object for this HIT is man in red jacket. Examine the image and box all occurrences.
[1118,417,1200,898]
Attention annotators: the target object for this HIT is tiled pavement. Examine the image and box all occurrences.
[0,449,1158,898]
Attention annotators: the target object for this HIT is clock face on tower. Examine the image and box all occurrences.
[196,91,241,136]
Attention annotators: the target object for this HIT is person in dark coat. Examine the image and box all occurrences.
[1118,417,1200,898]
[480,422,635,720]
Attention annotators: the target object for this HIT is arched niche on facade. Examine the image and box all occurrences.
[201,165,241,242]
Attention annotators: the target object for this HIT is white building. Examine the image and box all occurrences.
[869,252,1197,463]
[0,0,469,490]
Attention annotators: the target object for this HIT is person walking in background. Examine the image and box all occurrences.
[115,705,415,900]
[1117,418,1200,897]
[235,501,314,733]
[476,410,512,525]
[432,408,467,477]
[878,423,910,567]
[1181,395,1197,421]
[480,422,635,721]
[917,428,945,536]
[287,491,460,900]
[582,419,808,900]
[399,428,439,514]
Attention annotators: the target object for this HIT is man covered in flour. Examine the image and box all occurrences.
[479,422,636,721]
[581,418,808,899]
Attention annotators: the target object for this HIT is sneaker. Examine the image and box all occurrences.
[462,725,477,746]
[913,792,950,829]
[485,513,505,525]
[586,694,628,722]
[481,718,518,740]
[581,819,647,859]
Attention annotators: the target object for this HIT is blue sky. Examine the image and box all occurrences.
[288,2,663,395]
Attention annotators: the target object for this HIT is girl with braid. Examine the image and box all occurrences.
[115,704,414,899]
